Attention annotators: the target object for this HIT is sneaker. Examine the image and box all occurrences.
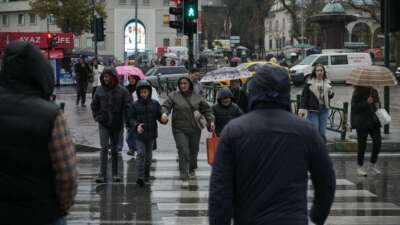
[95,176,106,183]
[181,180,189,186]
[127,149,136,157]
[369,163,381,174]
[357,166,367,176]
[136,178,145,187]
[113,176,122,182]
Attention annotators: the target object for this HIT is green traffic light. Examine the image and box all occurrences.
[187,7,195,18]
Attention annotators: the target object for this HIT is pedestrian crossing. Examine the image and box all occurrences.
[67,151,400,225]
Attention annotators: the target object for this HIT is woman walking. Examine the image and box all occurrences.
[91,58,103,98]
[161,77,214,184]
[299,64,334,143]
[351,86,382,176]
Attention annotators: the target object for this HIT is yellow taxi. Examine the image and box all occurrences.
[217,60,289,86]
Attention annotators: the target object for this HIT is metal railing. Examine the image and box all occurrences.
[157,81,349,140]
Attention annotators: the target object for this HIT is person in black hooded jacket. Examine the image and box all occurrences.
[209,64,336,225]
[0,41,78,225]
[212,87,243,136]
[127,80,168,186]
[91,67,132,183]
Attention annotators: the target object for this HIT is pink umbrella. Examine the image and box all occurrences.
[230,57,241,63]
[115,66,145,81]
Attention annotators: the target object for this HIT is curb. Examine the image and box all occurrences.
[327,139,400,153]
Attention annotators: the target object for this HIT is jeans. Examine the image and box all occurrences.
[99,124,122,177]
[136,139,155,180]
[126,127,137,150]
[307,107,329,143]
[172,128,201,180]
[356,126,381,166]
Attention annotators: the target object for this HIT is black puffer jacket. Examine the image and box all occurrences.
[128,80,162,140]
[91,68,132,130]
[212,87,243,135]
[350,86,381,129]
[0,41,63,224]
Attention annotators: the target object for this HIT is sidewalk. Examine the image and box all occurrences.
[55,86,400,153]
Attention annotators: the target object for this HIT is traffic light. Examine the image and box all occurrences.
[381,0,400,32]
[169,0,184,33]
[96,17,105,42]
[183,0,198,35]
[184,0,198,22]
[46,33,57,50]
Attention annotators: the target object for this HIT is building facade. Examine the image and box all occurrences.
[264,0,382,56]
[0,0,184,61]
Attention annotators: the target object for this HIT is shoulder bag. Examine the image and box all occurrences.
[182,94,208,129]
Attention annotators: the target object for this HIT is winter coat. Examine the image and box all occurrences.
[0,41,63,224]
[162,77,214,131]
[209,64,335,225]
[91,68,132,130]
[299,78,334,113]
[74,61,91,84]
[350,86,381,129]
[128,80,162,140]
[192,80,204,96]
[212,87,243,135]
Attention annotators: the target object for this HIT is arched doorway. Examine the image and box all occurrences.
[124,19,146,58]
[351,22,371,48]
[373,28,384,48]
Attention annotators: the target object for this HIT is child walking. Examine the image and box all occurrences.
[128,80,168,186]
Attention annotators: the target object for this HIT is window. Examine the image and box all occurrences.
[143,0,150,6]
[163,0,169,6]
[18,14,25,25]
[119,0,128,4]
[86,37,93,48]
[162,15,169,26]
[163,38,170,47]
[314,56,329,65]
[29,14,36,24]
[269,21,272,32]
[175,38,182,46]
[98,41,106,50]
[74,38,80,49]
[1,15,8,26]
[282,18,285,30]
[331,55,348,65]
[269,36,272,50]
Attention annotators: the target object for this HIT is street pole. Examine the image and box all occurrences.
[135,0,138,58]
[92,0,98,59]
[188,33,194,71]
[383,0,390,134]
[47,15,50,60]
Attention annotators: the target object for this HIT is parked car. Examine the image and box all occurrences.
[290,52,372,85]
[145,66,188,89]
[395,67,400,82]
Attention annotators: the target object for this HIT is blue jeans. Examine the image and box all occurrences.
[136,139,155,179]
[126,127,137,150]
[307,108,329,143]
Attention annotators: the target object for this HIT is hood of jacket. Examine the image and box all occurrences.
[177,77,193,93]
[0,41,54,99]
[100,67,119,89]
[217,86,234,106]
[135,80,153,101]
[248,63,291,112]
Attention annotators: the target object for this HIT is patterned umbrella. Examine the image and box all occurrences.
[346,65,397,86]
[116,66,145,81]
[200,67,251,83]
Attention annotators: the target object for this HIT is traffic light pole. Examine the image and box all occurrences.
[188,33,194,71]
[92,0,98,59]
[383,0,390,134]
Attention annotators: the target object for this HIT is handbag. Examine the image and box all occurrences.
[207,131,219,166]
[182,95,208,130]
[375,108,391,125]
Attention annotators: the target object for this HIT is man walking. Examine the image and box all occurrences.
[190,68,203,96]
[209,64,336,225]
[75,55,91,106]
[0,41,78,224]
[91,67,131,183]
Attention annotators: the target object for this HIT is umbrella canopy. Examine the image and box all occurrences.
[230,57,241,63]
[346,65,397,86]
[116,66,145,81]
[200,67,251,83]
[164,52,178,59]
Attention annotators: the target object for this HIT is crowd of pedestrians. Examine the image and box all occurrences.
[0,41,387,224]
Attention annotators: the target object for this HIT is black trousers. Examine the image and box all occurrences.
[356,126,381,166]
[76,82,88,105]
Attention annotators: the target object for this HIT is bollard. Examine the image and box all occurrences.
[341,102,349,140]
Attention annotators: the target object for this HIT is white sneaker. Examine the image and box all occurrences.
[369,163,381,174]
[357,166,367,176]
[182,180,189,186]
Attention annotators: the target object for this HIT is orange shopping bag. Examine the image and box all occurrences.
[207,131,219,166]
